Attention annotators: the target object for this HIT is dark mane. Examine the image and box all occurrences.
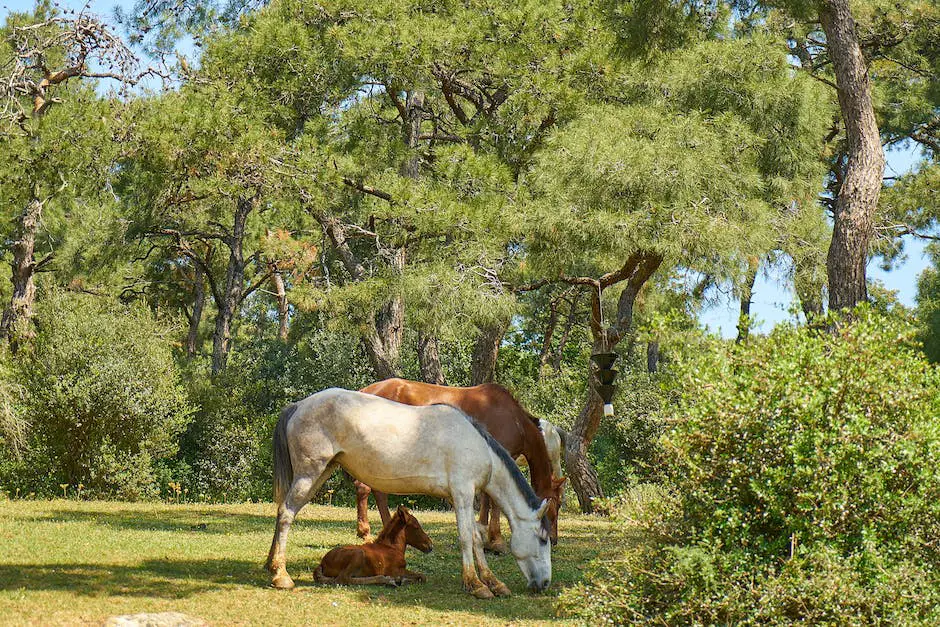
[374,509,406,543]
[431,403,542,512]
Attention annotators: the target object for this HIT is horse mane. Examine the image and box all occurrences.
[373,509,406,544]
[431,403,542,512]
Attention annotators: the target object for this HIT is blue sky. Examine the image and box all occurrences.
[4,0,934,338]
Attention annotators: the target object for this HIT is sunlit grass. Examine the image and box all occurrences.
[0,499,617,625]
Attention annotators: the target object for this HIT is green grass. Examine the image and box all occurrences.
[0,499,616,625]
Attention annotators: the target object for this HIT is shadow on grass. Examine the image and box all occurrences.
[0,558,267,599]
[3,504,611,621]
[26,508,362,537]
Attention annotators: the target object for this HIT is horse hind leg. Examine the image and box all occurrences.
[355,480,372,539]
[354,482,391,538]
[269,459,336,590]
[484,501,508,555]
[374,490,391,526]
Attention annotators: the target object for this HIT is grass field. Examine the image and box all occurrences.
[0,499,617,626]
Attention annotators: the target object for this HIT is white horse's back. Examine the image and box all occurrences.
[288,389,491,497]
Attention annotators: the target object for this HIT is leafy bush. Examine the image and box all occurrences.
[5,291,193,499]
[176,324,378,503]
[560,308,940,623]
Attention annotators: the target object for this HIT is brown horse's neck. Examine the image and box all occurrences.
[519,416,555,497]
[374,514,408,552]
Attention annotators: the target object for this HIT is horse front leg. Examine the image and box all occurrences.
[454,494,494,599]
[355,480,372,539]
[472,520,511,597]
[399,569,427,583]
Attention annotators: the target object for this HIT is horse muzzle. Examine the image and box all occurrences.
[528,578,550,593]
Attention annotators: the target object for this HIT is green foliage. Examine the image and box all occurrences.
[4,291,193,499]
[916,243,940,363]
[665,307,940,559]
[524,35,830,291]
[561,309,940,623]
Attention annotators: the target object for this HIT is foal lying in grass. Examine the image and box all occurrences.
[315,505,432,586]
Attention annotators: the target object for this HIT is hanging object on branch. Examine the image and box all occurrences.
[590,352,618,416]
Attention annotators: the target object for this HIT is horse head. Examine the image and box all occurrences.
[509,498,553,592]
[398,505,434,553]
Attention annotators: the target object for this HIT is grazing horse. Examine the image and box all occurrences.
[315,505,432,587]
[539,420,567,485]
[265,388,552,598]
[355,378,566,553]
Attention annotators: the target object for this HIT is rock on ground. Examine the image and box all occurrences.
[104,612,208,627]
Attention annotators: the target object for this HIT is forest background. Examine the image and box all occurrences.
[1,0,939,621]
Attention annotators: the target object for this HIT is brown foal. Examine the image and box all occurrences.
[314,505,433,587]
[355,378,565,553]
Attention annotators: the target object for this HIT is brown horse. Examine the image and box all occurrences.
[355,378,565,553]
[314,505,432,586]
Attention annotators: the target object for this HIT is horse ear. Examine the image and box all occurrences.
[536,499,550,519]
[554,476,567,489]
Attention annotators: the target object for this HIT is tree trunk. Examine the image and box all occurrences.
[417,331,446,385]
[314,211,404,380]
[211,197,252,376]
[567,251,663,513]
[271,269,289,341]
[186,261,206,359]
[365,246,405,379]
[552,292,580,372]
[736,258,759,343]
[820,0,886,311]
[471,319,508,385]
[538,297,561,373]
[401,91,425,178]
[565,392,605,511]
[647,341,660,373]
[0,197,43,351]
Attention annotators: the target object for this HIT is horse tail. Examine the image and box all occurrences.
[273,402,299,506]
[554,425,569,447]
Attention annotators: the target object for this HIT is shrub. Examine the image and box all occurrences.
[9,291,193,499]
[177,325,377,503]
[664,307,940,563]
[560,308,940,623]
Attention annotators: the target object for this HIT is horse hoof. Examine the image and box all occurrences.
[271,573,295,590]
[488,581,511,597]
[470,584,495,599]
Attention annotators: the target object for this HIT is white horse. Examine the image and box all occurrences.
[539,419,567,480]
[265,388,552,598]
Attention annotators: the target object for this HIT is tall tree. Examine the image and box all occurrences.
[0,8,137,350]
[119,80,308,374]
[818,0,885,310]
[523,36,831,511]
